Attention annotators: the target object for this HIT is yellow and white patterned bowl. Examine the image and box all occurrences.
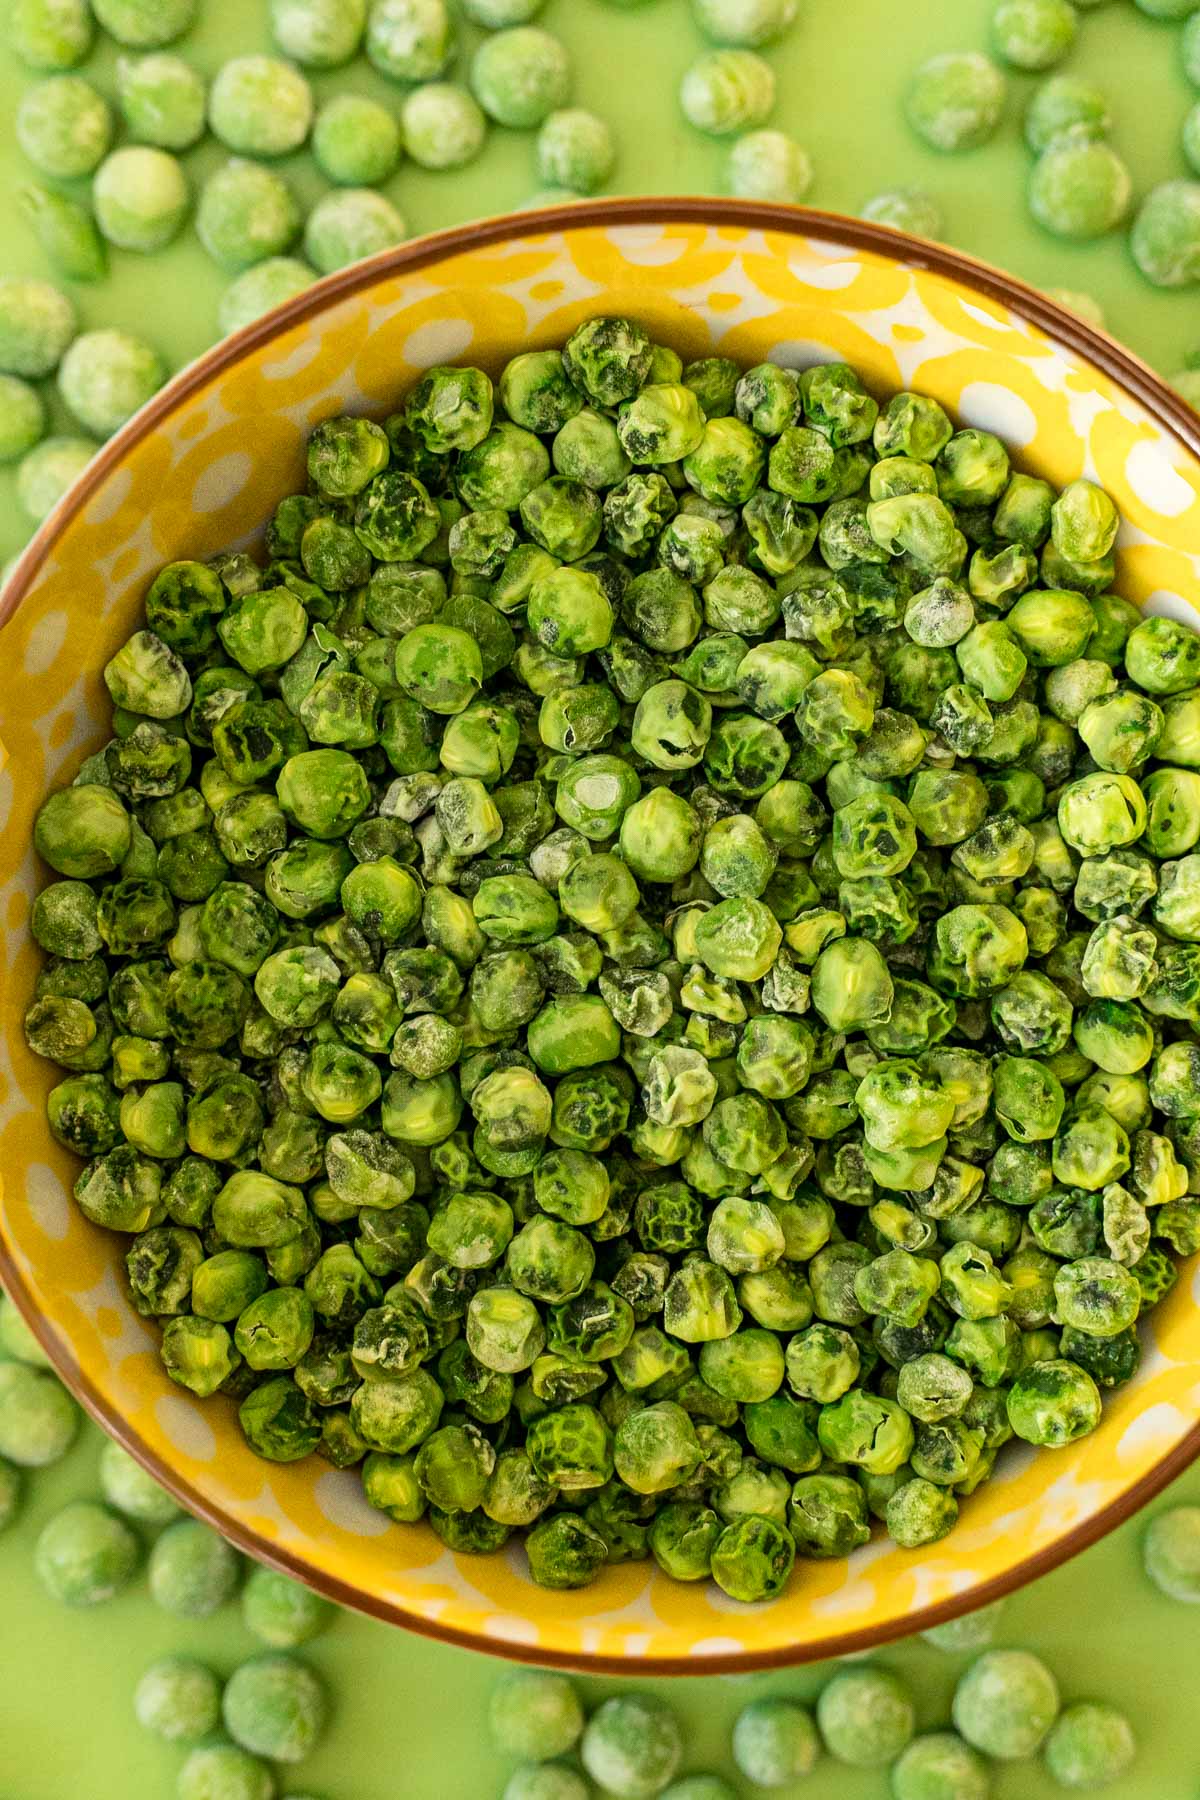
[3,200,1200,1672]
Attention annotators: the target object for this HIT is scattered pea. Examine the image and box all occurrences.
[490,1672,584,1760]
[99,1437,182,1523]
[891,1732,991,1800]
[0,1291,53,1365]
[313,93,402,186]
[19,182,108,282]
[536,108,614,194]
[0,1360,79,1464]
[1131,179,1200,287]
[303,187,408,274]
[728,128,812,202]
[16,74,112,178]
[1028,138,1132,241]
[35,1499,140,1605]
[135,1656,224,1743]
[952,1649,1060,1760]
[680,48,775,135]
[57,327,165,438]
[117,52,207,149]
[9,0,94,70]
[177,1743,276,1800]
[472,26,571,128]
[861,189,943,237]
[1045,287,1106,330]
[208,54,314,158]
[270,0,366,67]
[691,0,798,46]
[732,1696,820,1786]
[1042,1702,1135,1790]
[149,1518,242,1617]
[16,432,96,520]
[197,159,301,271]
[221,1653,328,1763]
[502,1768,590,1800]
[1024,74,1111,156]
[93,145,190,253]
[1143,1505,1200,1601]
[367,0,456,82]
[241,1564,336,1646]
[817,1666,915,1767]
[0,373,46,463]
[581,1694,683,1799]
[990,0,1076,72]
[91,0,197,48]
[401,82,487,170]
[906,51,1006,152]
[0,274,75,377]
[920,1600,1007,1652]
[218,257,315,334]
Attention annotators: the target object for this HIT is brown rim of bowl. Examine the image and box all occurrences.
[3,195,1200,1673]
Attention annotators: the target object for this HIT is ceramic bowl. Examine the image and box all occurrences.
[3,199,1200,1673]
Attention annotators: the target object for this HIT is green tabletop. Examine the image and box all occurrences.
[5,2,1200,1796]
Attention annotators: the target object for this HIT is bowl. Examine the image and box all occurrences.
[3,198,1200,1674]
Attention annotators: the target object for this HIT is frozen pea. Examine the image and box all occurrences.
[313,94,402,186]
[1134,0,1197,14]
[270,0,366,67]
[1024,73,1111,156]
[99,1438,182,1524]
[1045,287,1105,329]
[0,1361,79,1464]
[58,328,165,438]
[906,51,1006,152]
[729,129,812,202]
[16,433,96,520]
[1143,1505,1200,1601]
[9,0,94,70]
[92,0,196,46]
[862,189,943,237]
[0,1458,20,1533]
[502,1769,590,1800]
[581,1694,683,1798]
[952,1650,1059,1760]
[367,0,456,82]
[680,49,776,135]
[117,53,207,149]
[817,1667,915,1767]
[177,1744,275,1800]
[471,26,571,129]
[0,1291,53,1365]
[17,76,113,178]
[221,1653,328,1763]
[537,109,614,193]
[692,0,798,45]
[401,82,487,170]
[35,1500,140,1605]
[219,258,315,335]
[892,1732,991,1800]
[1029,137,1131,241]
[304,189,408,275]
[150,1518,242,1617]
[197,159,301,271]
[1131,180,1200,288]
[135,1657,223,1743]
[241,1564,336,1647]
[1043,1703,1135,1790]
[208,55,313,158]
[18,184,107,283]
[920,1599,1007,1652]
[93,146,190,252]
[0,374,46,463]
[732,1697,820,1786]
[991,0,1077,72]
[490,1673,584,1760]
[518,187,585,209]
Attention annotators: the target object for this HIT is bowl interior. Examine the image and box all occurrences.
[3,202,1200,1671]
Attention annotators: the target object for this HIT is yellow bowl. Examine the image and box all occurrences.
[3,199,1200,1674]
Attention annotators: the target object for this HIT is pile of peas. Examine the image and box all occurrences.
[485,1643,1143,1799]
[25,320,1200,1604]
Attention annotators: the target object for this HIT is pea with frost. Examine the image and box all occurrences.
[93,145,189,253]
[402,82,487,170]
[304,189,408,275]
[271,0,366,67]
[906,51,1007,152]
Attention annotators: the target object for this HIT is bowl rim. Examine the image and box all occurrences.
[4,195,1200,1673]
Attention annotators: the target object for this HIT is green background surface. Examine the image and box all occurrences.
[4,1,1200,1796]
